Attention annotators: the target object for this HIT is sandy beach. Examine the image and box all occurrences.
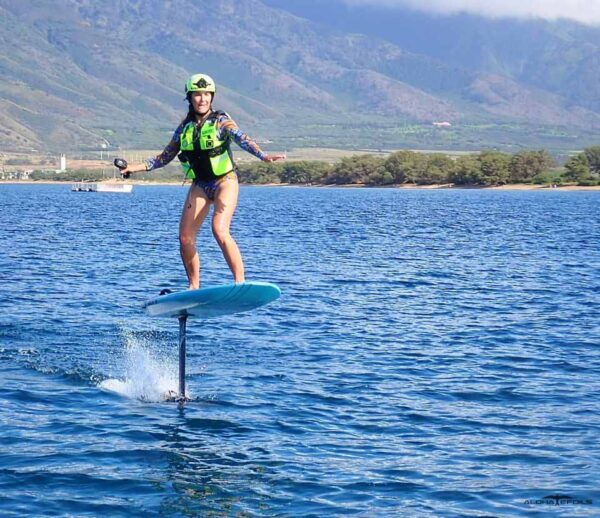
[2,180,599,190]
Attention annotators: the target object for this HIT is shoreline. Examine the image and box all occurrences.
[1,180,599,191]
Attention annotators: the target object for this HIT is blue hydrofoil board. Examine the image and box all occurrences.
[143,282,281,319]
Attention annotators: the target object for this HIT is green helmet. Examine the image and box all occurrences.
[185,74,216,95]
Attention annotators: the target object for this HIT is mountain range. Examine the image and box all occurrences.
[0,0,598,154]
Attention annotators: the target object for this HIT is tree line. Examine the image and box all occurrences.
[563,146,600,186]
[237,146,600,186]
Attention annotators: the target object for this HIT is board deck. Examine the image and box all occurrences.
[143,282,281,318]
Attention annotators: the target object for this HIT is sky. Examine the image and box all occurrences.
[342,0,600,25]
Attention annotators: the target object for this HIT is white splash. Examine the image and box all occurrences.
[99,332,182,402]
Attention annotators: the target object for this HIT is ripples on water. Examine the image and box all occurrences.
[1,184,599,516]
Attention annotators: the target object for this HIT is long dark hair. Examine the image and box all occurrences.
[181,104,195,125]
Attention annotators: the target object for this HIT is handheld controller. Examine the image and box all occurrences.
[114,158,129,178]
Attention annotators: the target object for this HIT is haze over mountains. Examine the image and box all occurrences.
[0,0,598,153]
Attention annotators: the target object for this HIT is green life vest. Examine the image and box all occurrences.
[178,111,235,181]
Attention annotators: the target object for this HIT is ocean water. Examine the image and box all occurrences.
[0,183,598,517]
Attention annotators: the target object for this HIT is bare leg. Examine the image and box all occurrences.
[212,175,245,283]
[179,184,211,289]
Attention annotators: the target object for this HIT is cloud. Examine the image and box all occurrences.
[342,0,600,25]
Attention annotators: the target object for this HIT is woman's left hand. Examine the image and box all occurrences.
[263,154,286,162]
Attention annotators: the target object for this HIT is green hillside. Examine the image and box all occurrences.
[0,0,598,154]
[266,0,600,112]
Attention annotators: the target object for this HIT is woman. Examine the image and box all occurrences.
[121,74,284,289]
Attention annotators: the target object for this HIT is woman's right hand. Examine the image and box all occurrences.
[120,167,133,178]
[114,159,146,178]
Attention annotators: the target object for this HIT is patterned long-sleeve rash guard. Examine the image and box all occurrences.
[143,112,266,171]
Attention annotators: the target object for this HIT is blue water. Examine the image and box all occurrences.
[1,184,599,517]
